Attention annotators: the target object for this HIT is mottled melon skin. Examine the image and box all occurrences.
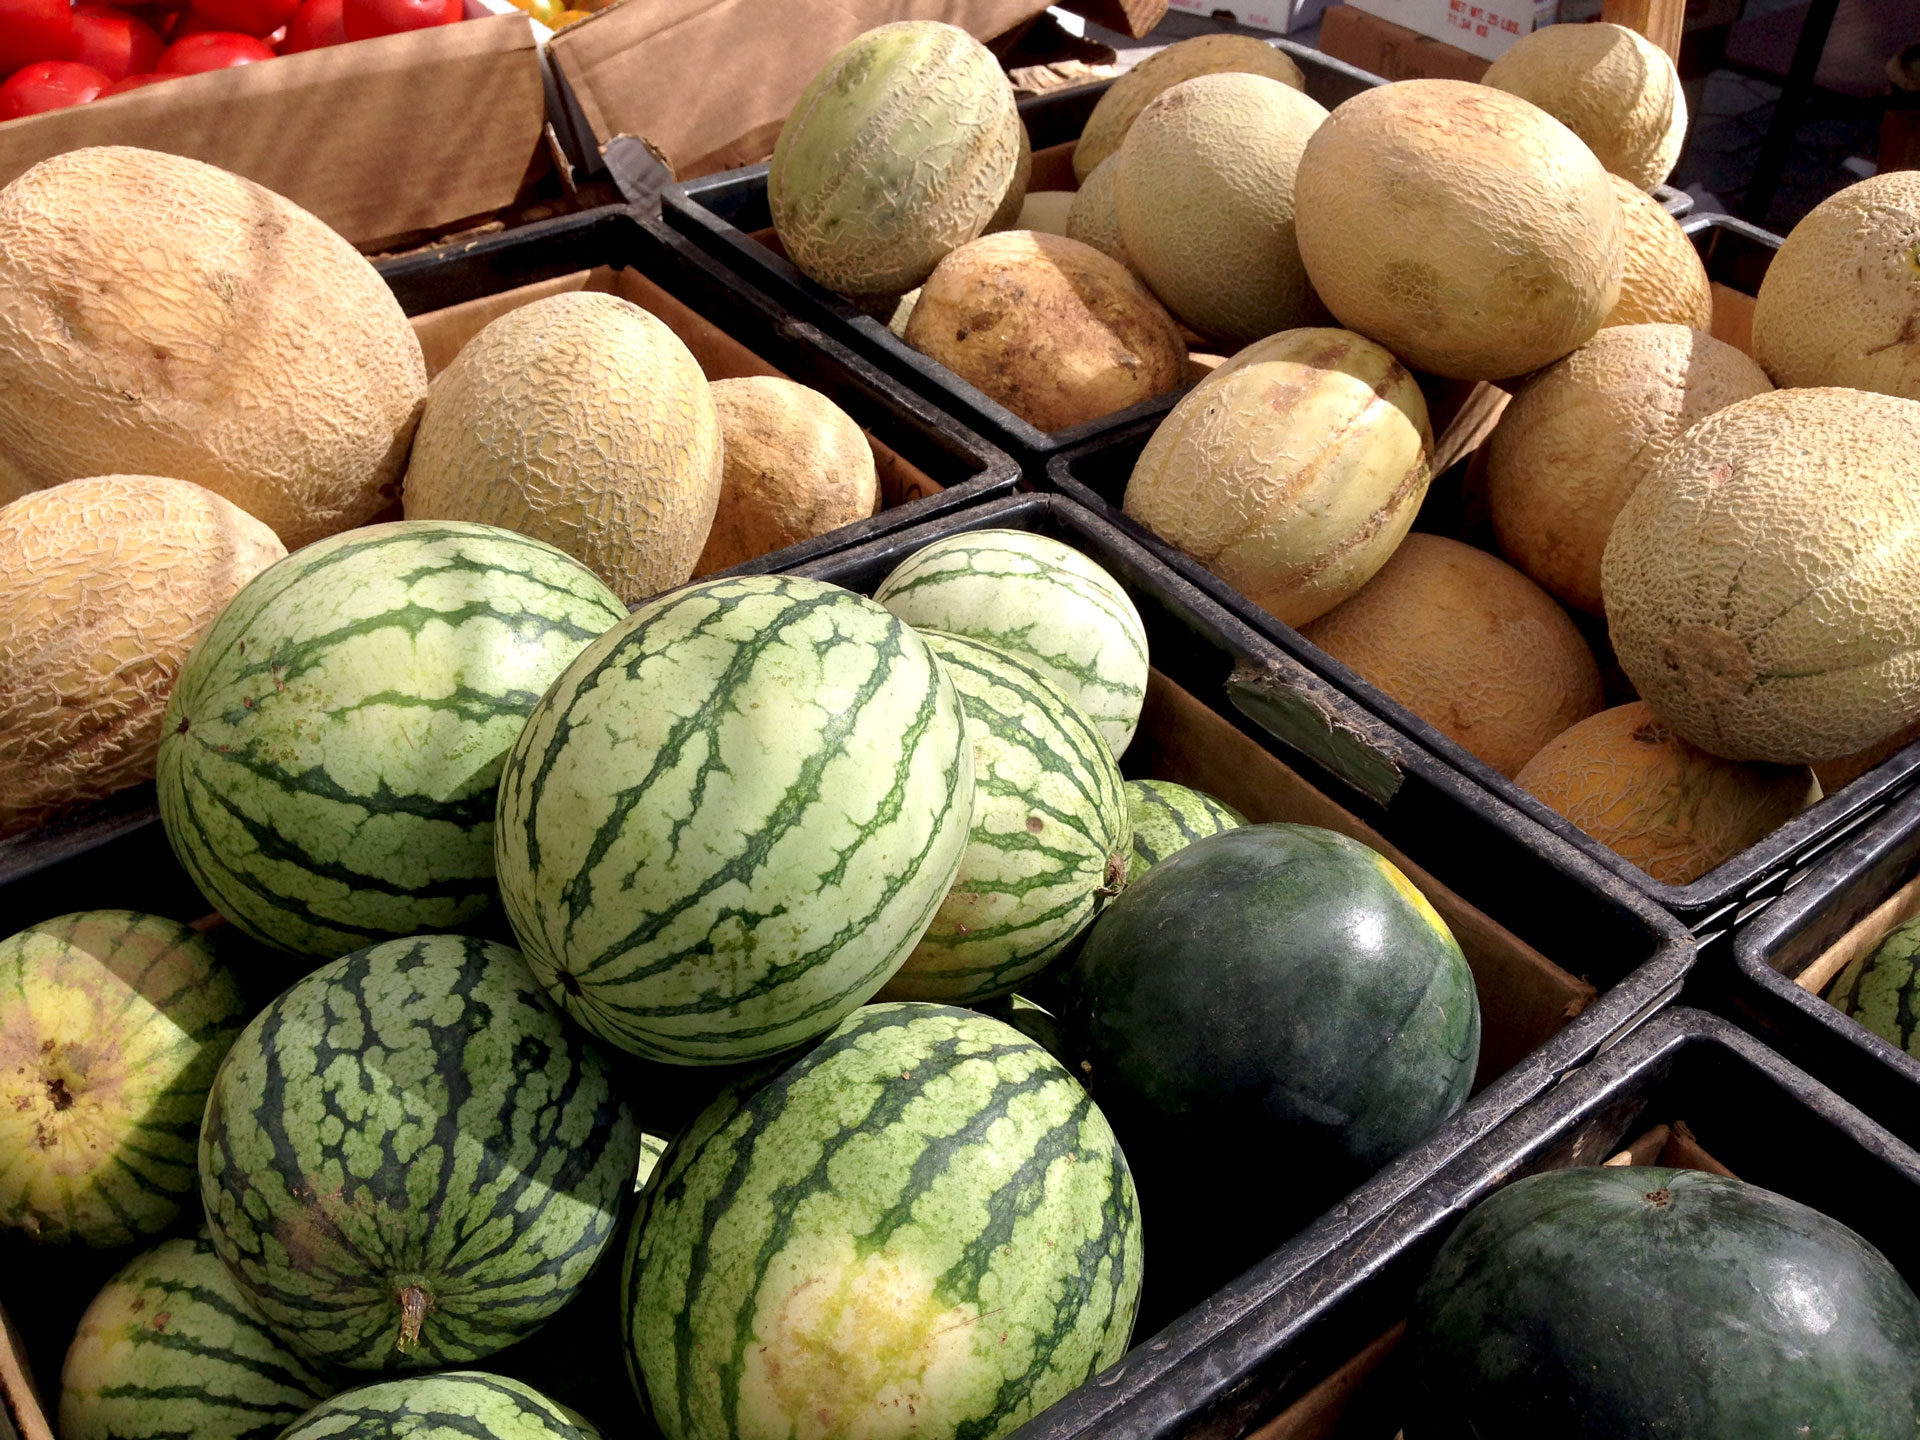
[1603,388,1920,764]
[0,147,427,550]
[403,291,723,607]
[770,22,1020,298]
[1604,176,1713,330]
[1750,172,1920,401]
[1066,155,1130,270]
[1114,72,1330,348]
[1294,81,1623,382]
[1488,324,1771,616]
[1481,22,1687,190]
[0,475,285,836]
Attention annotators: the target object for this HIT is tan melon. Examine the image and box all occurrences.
[1066,154,1130,270]
[1481,22,1688,190]
[1604,176,1713,330]
[1073,32,1305,184]
[1603,387,1920,764]
[1814,715,1920,794]
[984,123,1033,235]
[1124,328,1432,628]
[1750,171,1920,401]
[1516,702,1819,884]
[0,147,427,550]
[693,377,880,577]
[1302,533,1604,777]
[1293,81,1624,381]
[1014,191,1076,236]
[402,291,723,606]
[903,231,1186,432]
[1488,323,1771,616]
[0,475,285,836]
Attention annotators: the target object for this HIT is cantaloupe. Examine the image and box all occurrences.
[693,377,880,577]
[0,476,285,836]
[1066,155,1130,269]
[903,231,1187,432]
[1302,533,1604,777]
[1750,171,1920,401]
[1073,32,1305,184]
[1517,702,1820,883]
[1125,328,1432,627]
[1604,176,1713,330]
[985,124,1033,235]
[1293,81,1624,381]
[1113,72,1329,348]
[402,291,722,606]
[769,23,1021,297]
[1480,22,1688,190]
[1604,387,1920,764]
[1015,192,1075,235]
[0,147,427,550]
[1488,323,1771,616]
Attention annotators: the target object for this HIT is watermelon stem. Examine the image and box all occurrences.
[395,1284,434,1352]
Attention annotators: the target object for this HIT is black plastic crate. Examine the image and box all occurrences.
[1014,1006,1920,1440]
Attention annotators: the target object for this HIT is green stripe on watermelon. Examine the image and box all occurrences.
[156,521,627,958]
[495,575,974,1066]
[1124,779,1244,882]
[872,530,1150,757]
[277,1372,603,1439]
[1828,916,1920,1059]
[198,934,640,1373]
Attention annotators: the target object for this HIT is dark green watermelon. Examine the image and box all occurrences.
[1828,915,1920,1059]
[1406,1165,1920,1438]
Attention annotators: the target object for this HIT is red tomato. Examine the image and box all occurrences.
[99,70,174,94]
[156,30,276,72]
[280,0,349,50]
[186,0,300,37]
[0,61,112,119]
[70,6,168,80]
[0,0,77,79]
[341,0,461,40]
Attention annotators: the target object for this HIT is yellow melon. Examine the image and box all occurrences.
[1014,192,1075,235]
[1066,155,1130,270]
[1604,176,1713,330]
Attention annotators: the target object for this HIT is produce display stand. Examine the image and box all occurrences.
[1014,1006,1920,1440]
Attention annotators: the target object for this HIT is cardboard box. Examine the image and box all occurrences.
[1344,0,1555,61]
[1318,3,1493,80]
[1163,0,1331,35]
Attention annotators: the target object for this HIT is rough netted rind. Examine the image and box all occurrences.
[0,910,245,1248]
[1065,155,1130,269]
[881,632,1130,1005]
[1603,387,1920,764]
[155,520,627,958]
[495,574,975,1065]
[277,1373,603,1440]
[624,1002,1143,1440]
[1124,779,1244,882]
[769,22,1021,297]
[0,146,427,550]
[873,530,1149,757]
[1830,916,1920,1058]
[198,935,640,1373]
[1602,177,1713,330]
[59,1232,336,1440]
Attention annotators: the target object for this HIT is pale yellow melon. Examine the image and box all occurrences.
[402,291,723,606]
[1073,32,1305,183]
[1302,533,1604,777]
[1481,22,1687,190]
[1604,176,1713,330]
[0,475,285,836]
[1488,323,1771,616]
[1603,387,1920,764]
[1066,154,1130,269]
[1293,81,1624,381]
[1124,327,1432,627]
[1014,191,1075,235]
[1750,171,1920,401]
[0,147,427,550]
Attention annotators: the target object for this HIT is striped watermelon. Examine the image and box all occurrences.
[1829,916,1920,1058]
[277,1373,602,1439]
[1124,780,1244,882]
[881,631,1130,1004]
[156,521,627,959]
[198,934,640,1372]
[624,1001,1143,1440]
[0,910,246,1247]
[873,530,1150,756]
[58,1231,335,1440]
[495,575,974,1066]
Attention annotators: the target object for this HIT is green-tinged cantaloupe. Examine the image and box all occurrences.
[1750,172,1920,401]
[1125,328,1431,628]
[402,292,722,606]
[769,23,1021,297]
[1294,81,1623,381]
[1114,72,1329,348]
[1481,22,1687,190]
[0,147,427,550]
[1303,534,1604,778]
[0,476,285,836]
[1015,191,1075,235]
[1517,702,1820,884]
[1074,32,1305,183]
[1605,176,1714,330]
[1067,154,1130,269]
[1488,324,1771,616]
[1604,387,1920,764]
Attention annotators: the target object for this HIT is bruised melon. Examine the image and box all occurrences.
[1605,176,1713,331]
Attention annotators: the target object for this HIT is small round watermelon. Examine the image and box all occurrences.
[624,1001,1143,1440]
[198,934,640,1372]
[1123,779,1243,882]
[1406,1166,1920,1437]
[1828,915,1920,1058]
[278,1372,602,1439]
[156,520,627,958]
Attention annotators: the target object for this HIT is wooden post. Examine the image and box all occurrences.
[1053,0,1171,39]
[1600,0,1685,62]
